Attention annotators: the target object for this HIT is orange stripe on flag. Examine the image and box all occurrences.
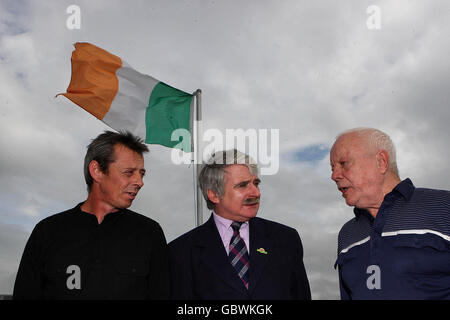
[61,42,122,119]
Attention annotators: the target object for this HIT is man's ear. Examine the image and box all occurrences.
[89,160,104,184]
[206,189,221,205]
[376,150,389,174]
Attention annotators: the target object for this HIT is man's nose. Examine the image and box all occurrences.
[331,167,342,182]
[250,182,261,198]
[133,172,144,188]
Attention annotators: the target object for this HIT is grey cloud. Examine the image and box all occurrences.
[0,223,29,294]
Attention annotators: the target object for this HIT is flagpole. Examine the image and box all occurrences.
[193,89,203,227]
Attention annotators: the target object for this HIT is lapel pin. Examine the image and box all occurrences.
[256,248,268,254]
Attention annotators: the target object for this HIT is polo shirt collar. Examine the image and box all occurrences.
[353,178,415,218]
[392,178,415,201]
[76,202,124,225]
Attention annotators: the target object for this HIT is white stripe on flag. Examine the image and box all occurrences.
[102,61,159,140]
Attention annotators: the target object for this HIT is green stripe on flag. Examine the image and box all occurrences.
[145,82,193,150]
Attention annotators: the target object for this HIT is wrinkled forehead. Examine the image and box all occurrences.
[330,134,370,160]
[112,143,145,164]
[224,164,259,183]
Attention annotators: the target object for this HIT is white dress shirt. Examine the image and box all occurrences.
[212,212,250,255]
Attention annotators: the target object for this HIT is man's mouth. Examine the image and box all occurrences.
[126,191,138,198]
[244,198,260,206]
[338,187,350,196]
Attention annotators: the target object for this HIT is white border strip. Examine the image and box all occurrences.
[382,229,450,242]
[340,236,370,254]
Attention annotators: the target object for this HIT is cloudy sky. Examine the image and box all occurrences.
[0,0,449,299]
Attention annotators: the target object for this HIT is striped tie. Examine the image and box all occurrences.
[229,221,250,289]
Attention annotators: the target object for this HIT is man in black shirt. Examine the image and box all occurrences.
[13,131,170,299]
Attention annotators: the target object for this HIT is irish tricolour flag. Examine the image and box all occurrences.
[60,42,193,151]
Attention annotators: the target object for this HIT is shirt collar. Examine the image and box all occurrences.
[392,178,415,201]
[353,178,415,218]
[212,211,249,230]
[77,202,124,224]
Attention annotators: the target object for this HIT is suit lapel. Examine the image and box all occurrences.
[194,215,247,294]
[248,217,272,294]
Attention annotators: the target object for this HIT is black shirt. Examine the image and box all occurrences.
[13,203,170,300]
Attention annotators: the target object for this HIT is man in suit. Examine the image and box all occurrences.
[169,149,311,300]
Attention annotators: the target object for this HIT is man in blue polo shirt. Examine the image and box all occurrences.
[330,127,450,300]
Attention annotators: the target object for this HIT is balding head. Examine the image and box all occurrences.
[334,128,399,178]
[330,127,401,217]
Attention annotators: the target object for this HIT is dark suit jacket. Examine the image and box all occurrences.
[169,214,311,300]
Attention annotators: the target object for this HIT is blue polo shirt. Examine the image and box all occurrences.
[334,179,450,300]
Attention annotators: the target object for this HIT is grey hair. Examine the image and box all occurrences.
[84,130,149,193]
[336,127,399,177]
[199,149,259,210]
